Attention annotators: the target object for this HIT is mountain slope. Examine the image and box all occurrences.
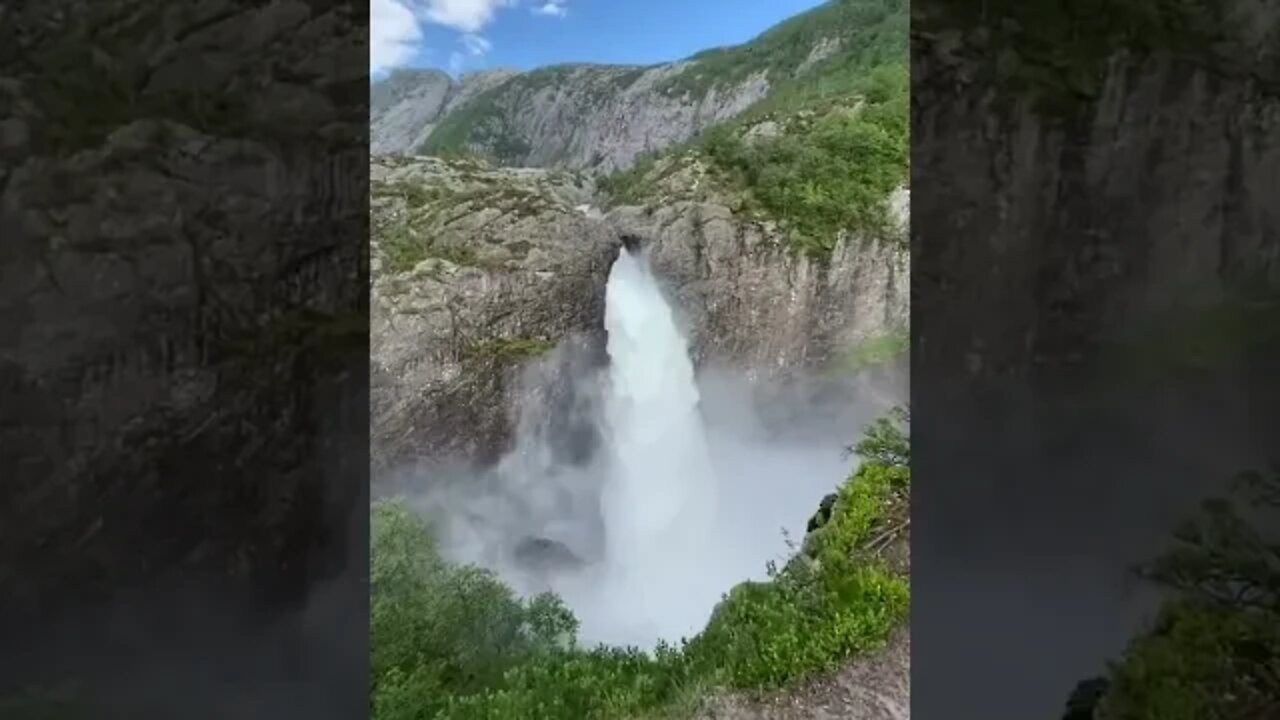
[369,0,906,171]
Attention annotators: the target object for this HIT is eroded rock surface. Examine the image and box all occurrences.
[2,0,367,613]
[370,157,617,467]
[370,154,910,469]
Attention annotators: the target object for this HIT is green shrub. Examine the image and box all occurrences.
[703,92,907,257]
[686,408,910,689]
[370,502,578,717]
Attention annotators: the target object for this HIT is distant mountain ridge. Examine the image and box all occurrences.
[369,0,906,172]
[370,68,518,157]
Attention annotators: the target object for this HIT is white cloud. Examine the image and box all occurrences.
[460,33,492,56]
[531,1,568,17]
[371,0,423,75]
[373,0,516,73]
[422,0,517,33]
[449,34,491,76]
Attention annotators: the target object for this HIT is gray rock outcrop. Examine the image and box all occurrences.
[2,7,368,715]
[370,157,617,467]
[371,68,519,156]
[610,202,909,376]
[372,61,770,172]
[370,154,909,469]
[912,8,1280,388]
[1,0,367,612]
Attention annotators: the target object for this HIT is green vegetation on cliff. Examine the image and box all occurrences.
[371,174,566,275]
[599,0,907,258]
[602,59,908,258]
[464,337,557,365]
[658,0,906,98]
[370,410,911,719]
[704,69,907,257]
[421,88,532,164]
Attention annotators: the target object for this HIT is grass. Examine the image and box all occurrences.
[213,309,367,362]
[1097,299,1280,386]
[370,409,910,719]
[9,3,364,156]
[1099,601,1280,720]
[373,181,450,209]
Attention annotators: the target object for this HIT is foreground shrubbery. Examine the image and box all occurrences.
[371,410,912,719]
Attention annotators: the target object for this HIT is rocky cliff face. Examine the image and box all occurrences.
[912,5,1279,719]
[370,153,909,468]
[1,0,367,618]
[370,1,911,468]
[609,191,909,378]
[912,4,1280,392]
[370,59,773,172]
[369,156,617,467]
[370,68,518,156]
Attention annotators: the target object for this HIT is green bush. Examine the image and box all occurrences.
[1100,601,1280,720]
[1071,468,1280,719]
[371,408,911,719]
[370,502,579,717]
[702,85,907,257]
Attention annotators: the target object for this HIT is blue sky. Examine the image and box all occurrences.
[371,0,828,78]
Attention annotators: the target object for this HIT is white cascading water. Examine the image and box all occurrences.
[589,247,719,645]
[425,244,882,651]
